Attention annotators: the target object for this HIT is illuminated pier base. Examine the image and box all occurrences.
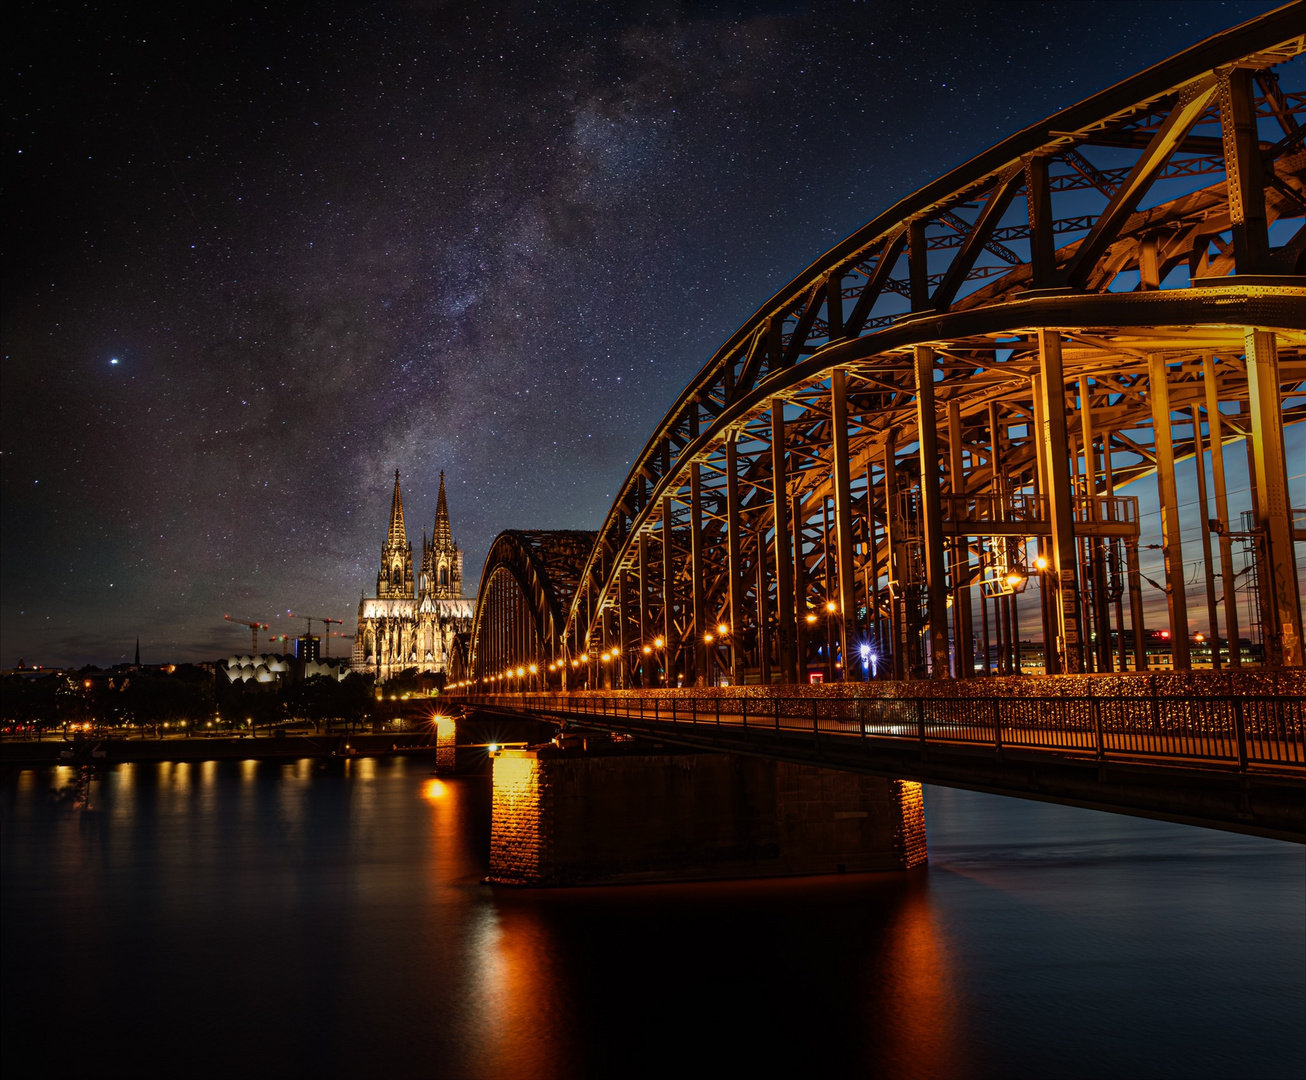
[434,715,457,773]
[488,745,926,886]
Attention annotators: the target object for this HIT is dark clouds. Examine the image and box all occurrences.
[1,0,1281,665]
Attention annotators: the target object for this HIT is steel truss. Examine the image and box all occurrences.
[463,5,1306,691]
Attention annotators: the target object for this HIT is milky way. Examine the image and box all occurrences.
[2,0,1282,666]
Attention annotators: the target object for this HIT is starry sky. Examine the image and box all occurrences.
[3,0,1286,667]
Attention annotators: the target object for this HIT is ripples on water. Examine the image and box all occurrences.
[1,758,1301,1079]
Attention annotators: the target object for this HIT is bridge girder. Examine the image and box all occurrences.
[464,530,596,686]
[475,5,1306,689]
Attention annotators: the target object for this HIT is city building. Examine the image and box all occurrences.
[353,470,473,682]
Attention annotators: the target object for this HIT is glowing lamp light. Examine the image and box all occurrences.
[642,645,652,654]
[1034,556,1049,571]
[826,601,837,614]
[488,743,499,754]
[1005,572,1025,587]
[703,633,714,644]
[717,623,729,636]
[860,643,871,660]
[653,636,664,649]
[806,613,818,624]
[516,667,526,677]
[529,664,537,674]
[1161,630,1171,639]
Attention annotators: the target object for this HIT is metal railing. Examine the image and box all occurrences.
[465,691,1306,773]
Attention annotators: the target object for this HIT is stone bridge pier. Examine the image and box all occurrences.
[487,740,926,887]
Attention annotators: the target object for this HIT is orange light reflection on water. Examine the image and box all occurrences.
[876,878,964,1077]
[470,903,572,1080]
[422,778,448,801]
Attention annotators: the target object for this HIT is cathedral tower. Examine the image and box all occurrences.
[377,470,415,599]
[421,471,463,599]
[357,468,472,681]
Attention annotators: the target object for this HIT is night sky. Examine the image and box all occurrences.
[3,0,1285,667]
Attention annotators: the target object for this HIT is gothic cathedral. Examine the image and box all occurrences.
[353,471,474,682]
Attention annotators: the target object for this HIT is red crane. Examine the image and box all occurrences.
[287,612,344,657]
[224,614,270,652]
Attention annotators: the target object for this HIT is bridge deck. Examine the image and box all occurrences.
[465,688,1305,843]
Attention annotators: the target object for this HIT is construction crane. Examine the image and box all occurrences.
[287,612,344,657]
[224,614,270,652]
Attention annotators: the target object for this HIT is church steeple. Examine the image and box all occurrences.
[420,469,463,599]
[433,471,452,549]
[387,469,408,547]
[377,470,415,599]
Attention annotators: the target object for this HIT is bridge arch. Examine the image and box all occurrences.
[464,530,596,687]
[468,7,1306,690]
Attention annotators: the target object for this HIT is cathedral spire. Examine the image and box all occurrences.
[433,470,452,549]
[387,469,408,546]
[377,470,415,600]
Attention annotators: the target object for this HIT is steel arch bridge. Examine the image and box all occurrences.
[461,5,1306,696]
[457,530,596,684]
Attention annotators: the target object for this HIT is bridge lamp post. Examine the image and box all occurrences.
[825,601,842,681]
[704,624,730,685]
[654,636,665,682]
[858,641,879,680]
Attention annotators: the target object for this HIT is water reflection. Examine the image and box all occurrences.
[876,877,963,1078]
[1,760,1301,1079]
[469,901,573,1080]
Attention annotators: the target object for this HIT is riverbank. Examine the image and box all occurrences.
[0,732,441,766]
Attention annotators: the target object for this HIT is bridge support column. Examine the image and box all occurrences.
[771,399,796,682]
[690,458,706,686]
[1080,377,1112,673]
[1190,404,1221,669]
[756,528,771,684]
[947,400,973,677]
[1147,352,1191,670]
[661,496,677,686]
[832,369,857,681]
[914,346,949,677]
[793,491,809,681]
[434,714,457,773]
[726,435,745,685]
[488,745,927,886]
[883,436,910,680]
[1203,355,1240,667]
[638,535,650,685]
[1245,329,1304,666]
[1038,329,1084,673]
[618,569,631,689]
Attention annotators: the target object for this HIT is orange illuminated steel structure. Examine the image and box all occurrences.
[456,6,1306,691]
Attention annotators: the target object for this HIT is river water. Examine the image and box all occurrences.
[1,756,1301,1079]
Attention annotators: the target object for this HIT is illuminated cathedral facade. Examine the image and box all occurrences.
[353,471,474,682]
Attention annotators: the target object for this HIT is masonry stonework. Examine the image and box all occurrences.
[434,716,457,773]
[487,745,927,886]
